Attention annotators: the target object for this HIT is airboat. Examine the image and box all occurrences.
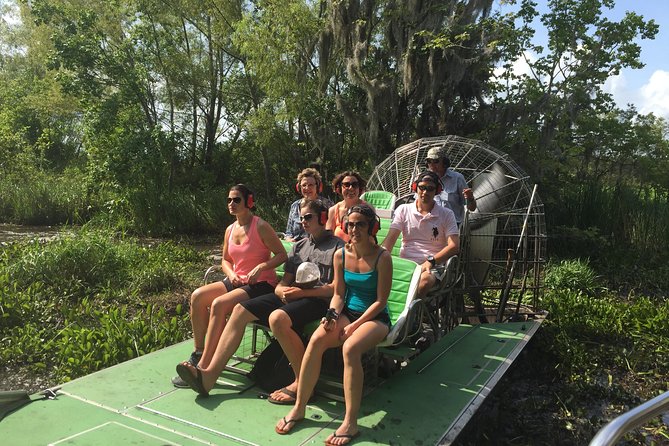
[3,136,548,445]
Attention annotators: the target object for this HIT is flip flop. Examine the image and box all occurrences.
[268,387,297,405]
[274,416,303,435]
[175,362,209,397]
[324,431,360,446]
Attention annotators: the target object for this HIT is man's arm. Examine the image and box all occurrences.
[463,188,476,212]
[381,228,401,252]
[460,175,476,212]
[434,234,460,264]
[276,266,336,302]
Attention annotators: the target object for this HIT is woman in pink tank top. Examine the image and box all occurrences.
[327,171,369,242]
[174,184,287,386]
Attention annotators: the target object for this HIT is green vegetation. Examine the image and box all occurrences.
[0,0,667,245]
[0,228,206,381]
[537,266,668,444]
[1,0,668,442]
[1,234,667,444]
[461,260,669,445]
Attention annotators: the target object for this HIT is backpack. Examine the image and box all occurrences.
[248,338,294,392]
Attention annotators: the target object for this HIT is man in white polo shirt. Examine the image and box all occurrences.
[382,170,460,297]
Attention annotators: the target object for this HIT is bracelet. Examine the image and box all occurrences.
[325,308,339,322]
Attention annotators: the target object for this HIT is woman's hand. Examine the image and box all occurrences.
[229,273,244,287]
[321,317,336,332]
[246,263,265,284]
[340,322,358,340]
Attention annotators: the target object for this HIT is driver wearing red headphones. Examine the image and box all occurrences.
[381,171,459,298]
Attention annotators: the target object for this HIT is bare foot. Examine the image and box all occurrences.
[274,409,305,434]
[268,383,297,404]
[324,424,360,445]
[176,362,217,394]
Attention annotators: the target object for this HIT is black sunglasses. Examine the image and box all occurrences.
[300,213,314,221]
[346,221,368,230]
[341,181,359,189]
[417,185,436,192]
[426,159,441,164]
[227,197,242,204]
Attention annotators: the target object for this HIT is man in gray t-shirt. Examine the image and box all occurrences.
[173,199,344,400]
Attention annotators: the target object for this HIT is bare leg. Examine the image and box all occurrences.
[198,288,251,369]
[326,321,389,445]
[181,304,258,392]
[275,318,347,433]
[417,271,437,298]
[268,309,306,401]
[189,282,229,351]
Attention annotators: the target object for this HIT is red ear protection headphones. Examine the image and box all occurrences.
[411,171,443,194]
[340,206,381,236]
[318,209,328,225]
[295,179,323,194]
[246,193,255,208]
[302,200,328,226]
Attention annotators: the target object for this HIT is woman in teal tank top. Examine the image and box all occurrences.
[276,204,392,445]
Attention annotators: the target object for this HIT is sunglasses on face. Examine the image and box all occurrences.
[426,159,440,164]
[417,185,436,192]
[227,197,242,204]
[341,181,359,189]
[300,213,314,221]
[346,221,368,230]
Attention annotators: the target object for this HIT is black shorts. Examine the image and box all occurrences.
[240,293,329,333]
[342,307,391,328]
[221,279,275,299]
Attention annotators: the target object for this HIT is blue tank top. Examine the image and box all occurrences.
[342,247,388,316]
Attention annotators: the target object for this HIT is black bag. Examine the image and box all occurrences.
[248,339,294,392]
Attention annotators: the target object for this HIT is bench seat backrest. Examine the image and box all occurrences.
[379,256,421,347]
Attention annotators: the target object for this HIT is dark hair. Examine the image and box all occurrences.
[230,184,255,211]
[300,198,328,217]
[345,203,380,238]
[416,170,441,187]
[332,171,366,194]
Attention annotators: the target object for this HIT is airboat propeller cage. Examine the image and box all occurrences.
[367,136,546,313]
[295,261,321,289]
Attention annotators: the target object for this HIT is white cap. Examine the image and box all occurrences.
[295,262,321,288]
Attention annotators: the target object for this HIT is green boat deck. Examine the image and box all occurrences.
[2,321,542,445]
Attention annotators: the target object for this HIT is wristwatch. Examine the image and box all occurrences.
[427,255,436,267]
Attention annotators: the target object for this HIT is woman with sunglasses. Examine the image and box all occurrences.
[174,184,287,389]
[276,203,391,446]
[326,171,368,242]
[285,168,333,242]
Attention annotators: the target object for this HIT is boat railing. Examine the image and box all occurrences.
[589,390,669,446]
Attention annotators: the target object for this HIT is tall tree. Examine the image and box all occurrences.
[481,0,659,187]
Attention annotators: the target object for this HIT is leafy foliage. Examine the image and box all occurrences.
[544,259,602,294]
[0,229,205,381]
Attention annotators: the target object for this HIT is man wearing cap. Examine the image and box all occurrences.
[174,199,345,399]
[382,171,459,298]
[425,146,476,225]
